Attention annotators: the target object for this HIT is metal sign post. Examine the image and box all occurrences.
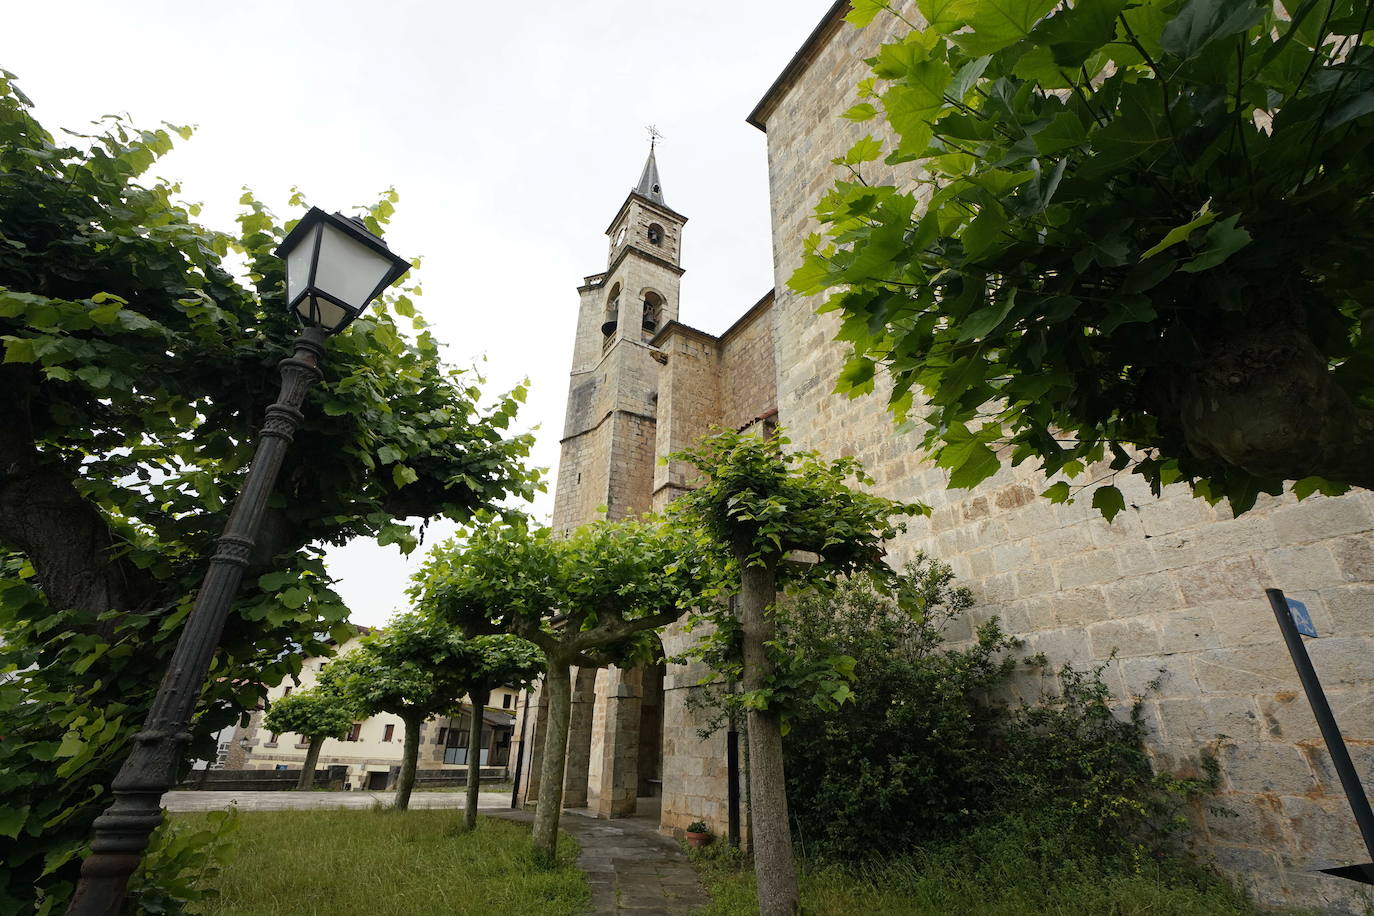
[1267,587,1374,884]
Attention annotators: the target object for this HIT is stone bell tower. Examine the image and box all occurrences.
[514,144,682,820]
[551,143,687,533]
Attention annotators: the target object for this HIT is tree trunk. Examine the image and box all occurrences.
[736,550,799,916]
[531,657,572,864]
[394,714,423,811]
[298,736,323,790]
[465,686,490,831]
[1166,317,1374,488]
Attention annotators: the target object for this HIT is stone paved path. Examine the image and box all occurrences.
[162,789,511,812]
[491,808,705,915]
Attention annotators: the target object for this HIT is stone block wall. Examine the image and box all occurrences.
[718,294,777,432]
[659,619,735,837]
[756,2,1374,909]
[653,327,722,511]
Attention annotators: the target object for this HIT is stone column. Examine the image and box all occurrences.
[517,684,549,807]
[597,666,643,818]
[563,667,599,808]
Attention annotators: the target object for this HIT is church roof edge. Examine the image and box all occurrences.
[746,0,851,131]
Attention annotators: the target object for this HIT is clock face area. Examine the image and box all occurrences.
[612,226,626,247]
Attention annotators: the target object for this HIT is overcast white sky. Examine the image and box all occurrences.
[6,0,839,627]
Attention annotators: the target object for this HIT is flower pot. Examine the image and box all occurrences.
[686,831,711,848]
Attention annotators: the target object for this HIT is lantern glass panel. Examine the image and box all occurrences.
[315,223,397,311]
[296,295,349,332]
[284,223,320,305]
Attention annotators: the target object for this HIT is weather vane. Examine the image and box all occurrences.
[646,124,663,151]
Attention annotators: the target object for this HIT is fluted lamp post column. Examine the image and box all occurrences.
[67,208,410,916]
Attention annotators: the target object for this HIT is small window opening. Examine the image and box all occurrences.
[602,283,621,348]
[642,291,663,334]
[647,223,664,245]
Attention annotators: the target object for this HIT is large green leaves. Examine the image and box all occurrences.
[796,0,1374,518]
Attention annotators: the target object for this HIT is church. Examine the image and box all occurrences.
[516,3,1374,910]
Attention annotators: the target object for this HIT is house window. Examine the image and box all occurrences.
[443,727,470,766]
[267,732,280,746]
[282,686,292,697]
[436,727,448,746]
[502,694,512,709]
[346,723,362,742]
[383,724,395,742]
[647,223,664,245]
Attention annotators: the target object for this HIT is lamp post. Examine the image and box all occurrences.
[66,209,409,916]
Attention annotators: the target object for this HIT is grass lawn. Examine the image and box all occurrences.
[175,809,587,916]
[688,826,1267,916]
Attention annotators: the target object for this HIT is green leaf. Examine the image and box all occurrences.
[1141,202,1216,258]
[89,303,122,324]
[2,336,37,363]
[917,0,975,32]
[392,463,419,488]
[954,0,1060,55]
[846,0,889,26]
[947,440,1001,489]
[257,571,292,591]
[957,291,1016,341]
[1091,484,1126,521]
[1041,481,1072,503]
[1178,214,1252,273]
[844,135,884,164]
[1160,0,1266,60]
[1099,295,1157,333]
[842,103,879,122]
[280,587,309,610]
[0,805,29,839]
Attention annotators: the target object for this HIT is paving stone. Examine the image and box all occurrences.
[491,808,705,913]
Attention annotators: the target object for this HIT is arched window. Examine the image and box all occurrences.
[602,283,620,346]
[642,291,663,335]
[647,223,664,245]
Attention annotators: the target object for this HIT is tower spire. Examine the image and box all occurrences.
[635,126,666,206]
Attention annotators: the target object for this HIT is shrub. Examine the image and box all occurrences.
[777,556,1215,862]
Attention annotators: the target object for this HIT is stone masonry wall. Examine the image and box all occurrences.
[718,299,777,432]
[652,327,722,512]
[658,619,735,838]
[758,3,1374,910]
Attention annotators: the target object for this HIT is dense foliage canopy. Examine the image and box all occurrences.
[795,0,1374,518]
[0,71,537,910]
[261,688,357,743]
[668,429,924,719]
[415,514,721,858]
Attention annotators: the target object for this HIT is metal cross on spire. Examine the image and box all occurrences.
[646,124,663,151]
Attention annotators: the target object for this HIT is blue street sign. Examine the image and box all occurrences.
[1288,597,1318,638]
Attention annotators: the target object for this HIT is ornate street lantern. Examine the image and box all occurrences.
[68,209,410,916]
[276,207,411,334]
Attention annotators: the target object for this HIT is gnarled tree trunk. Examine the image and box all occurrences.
[735,549,799,916]
[465,686,490,831]
[394,713,423,810]
[1168,317,1374,488]
[298,736,323,790]
[531,657,572,863]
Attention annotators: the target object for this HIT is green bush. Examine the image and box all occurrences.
[125,806,240,915]
[778,556,1215,862]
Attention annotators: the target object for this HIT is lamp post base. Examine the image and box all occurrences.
[66,328,327,916]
